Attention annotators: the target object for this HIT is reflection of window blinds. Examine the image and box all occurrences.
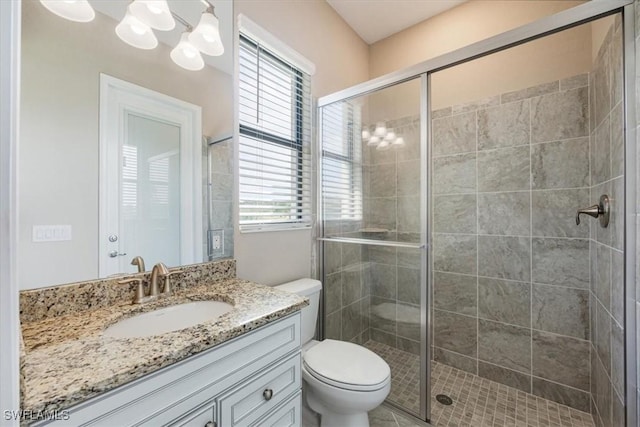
[149,157,169,184]
[238,33,312,231]
[149,156,171,220]
[322,102,363,221]
[122,145,138,218]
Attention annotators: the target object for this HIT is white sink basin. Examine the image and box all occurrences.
[103,301,234,339]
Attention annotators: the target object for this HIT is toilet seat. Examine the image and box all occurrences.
[303,339,390,392]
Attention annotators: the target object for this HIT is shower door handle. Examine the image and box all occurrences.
[575,194,609,228]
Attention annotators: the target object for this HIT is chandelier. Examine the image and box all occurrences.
[361,122,405,151]
[39,0,224,71]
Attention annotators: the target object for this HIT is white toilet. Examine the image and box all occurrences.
[275,279,391,427]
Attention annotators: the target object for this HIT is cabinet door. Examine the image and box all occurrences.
[218,353,301,427]
[251,391,301,427]
[169,402,215,427]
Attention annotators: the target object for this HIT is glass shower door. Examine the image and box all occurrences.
[428,14,624,427]
[319,77,429,420]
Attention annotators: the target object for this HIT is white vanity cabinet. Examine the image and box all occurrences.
[34,313,302,427]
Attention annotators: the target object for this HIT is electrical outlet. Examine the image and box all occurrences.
[208,229,224,258]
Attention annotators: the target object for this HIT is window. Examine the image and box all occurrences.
[321,102,362,221]
[238,34,312,231]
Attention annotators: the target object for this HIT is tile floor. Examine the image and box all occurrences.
[364,340,595,427]
[369,405,424,427]
[303,403,422,427]
[365,340,422,412]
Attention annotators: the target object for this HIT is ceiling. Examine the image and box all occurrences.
[90,0,233,74]
[326,0,467,44]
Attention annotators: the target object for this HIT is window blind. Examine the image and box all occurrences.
[321,102,363,221]
[238,34,312,231]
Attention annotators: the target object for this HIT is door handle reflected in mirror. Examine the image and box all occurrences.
[108,250,127,258]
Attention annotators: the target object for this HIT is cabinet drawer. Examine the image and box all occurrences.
[169,402,215,427]
[218,353,301,427]
[251,391,301,427]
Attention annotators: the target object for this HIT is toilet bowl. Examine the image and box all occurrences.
[275,279,391,427]
[303,339,391,426]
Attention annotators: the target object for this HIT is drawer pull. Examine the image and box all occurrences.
[204,422,215,427]
[263,388,274,401]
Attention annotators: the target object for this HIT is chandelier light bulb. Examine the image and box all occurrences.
[384,130,396,141]
[189,7,224,56]
[130,0,175,31]
[40,0,95,22]
[361,129,371,141]
[367,135,381,146]
[392,137,405,148]
[116,6,158,50]
[171,31,205,71]
[374,122,386,137]
[376,139,391,151]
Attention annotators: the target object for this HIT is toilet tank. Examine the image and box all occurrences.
[275,278,322,345]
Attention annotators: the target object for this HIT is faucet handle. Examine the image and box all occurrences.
[117,277,145,304]
[575,194,610,228]
[162,270,180,295]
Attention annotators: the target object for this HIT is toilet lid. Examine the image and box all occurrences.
[303,340,390,391]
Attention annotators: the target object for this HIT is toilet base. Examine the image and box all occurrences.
[304,375,388,427]
[301,346,390,427]
[307,393,370,427]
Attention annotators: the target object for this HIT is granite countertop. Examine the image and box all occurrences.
[20,278,308,414]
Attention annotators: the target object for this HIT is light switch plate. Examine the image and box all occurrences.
[32,225,72,242]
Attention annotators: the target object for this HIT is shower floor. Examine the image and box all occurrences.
[364,341,595,427]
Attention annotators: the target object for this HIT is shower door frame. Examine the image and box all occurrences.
[316,1,637,425]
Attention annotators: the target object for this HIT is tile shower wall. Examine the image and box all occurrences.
[589,17,625,427]
[365,245,422,355]
[323,240,370,344]
[431,73,593,412]
[323,116,423,353]
[208,138,234,259]
[364,117,423,355]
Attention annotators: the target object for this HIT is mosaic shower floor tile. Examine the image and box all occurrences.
[364,340,595,427]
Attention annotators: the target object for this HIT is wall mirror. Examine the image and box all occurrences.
[19,0,234,290]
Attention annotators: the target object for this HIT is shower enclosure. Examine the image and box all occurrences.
[319,77,428,417]
[317,2,636,426]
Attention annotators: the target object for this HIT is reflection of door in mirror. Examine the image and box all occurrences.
[119,115,181,273]
[100,74,202,277]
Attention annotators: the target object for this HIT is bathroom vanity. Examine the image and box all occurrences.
[19,260,307,427]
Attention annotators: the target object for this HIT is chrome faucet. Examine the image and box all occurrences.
[149,262,169,297]
[130,256,146,273]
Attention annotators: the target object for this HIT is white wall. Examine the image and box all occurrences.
[369,1,586,78]
[368,0,590,112]
[233,0,369,286]
[19,0,232,289]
